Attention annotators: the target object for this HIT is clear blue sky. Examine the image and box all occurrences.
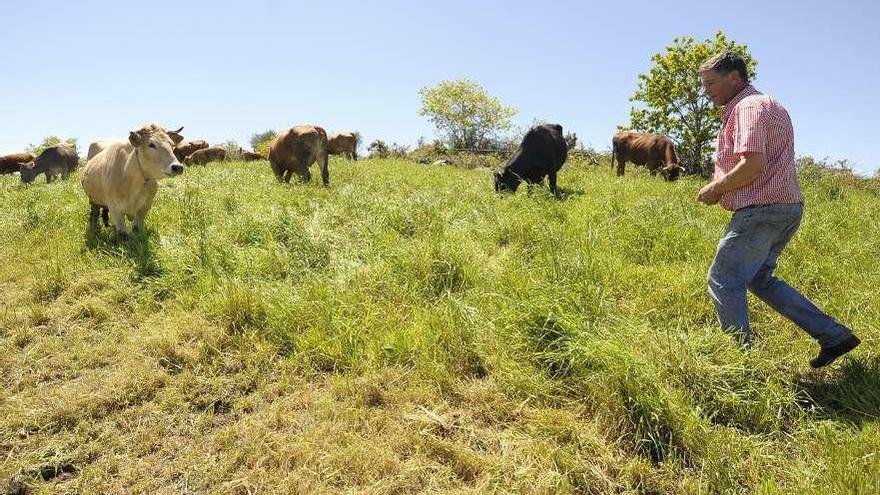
[2,0,878,174]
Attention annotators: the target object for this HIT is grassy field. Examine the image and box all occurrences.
[0,157,878,494]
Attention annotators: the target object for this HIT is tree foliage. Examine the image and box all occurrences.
[628,31,757,176]
[218,140,242,161]
[250,130,277,157]
[26,135,78,157]
[418,79,517,150]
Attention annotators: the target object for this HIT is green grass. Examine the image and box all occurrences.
[0,158,877,494]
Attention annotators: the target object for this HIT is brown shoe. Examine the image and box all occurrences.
[810,335,861,368]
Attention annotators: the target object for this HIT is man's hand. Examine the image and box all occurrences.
[697,153,767,206]
[697,181,722,205]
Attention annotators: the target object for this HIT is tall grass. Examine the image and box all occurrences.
[0,157,877,494]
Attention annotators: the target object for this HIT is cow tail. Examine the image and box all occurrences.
[610,145,615,170]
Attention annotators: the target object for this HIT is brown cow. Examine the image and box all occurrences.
[268,125,330,185]
[240,150,265,161]
[183,146,227,166]
[611,131,682,181]
[20,144,79,184]
[174,139,209,162]
[327,132,358,160]
[0,152,35,174]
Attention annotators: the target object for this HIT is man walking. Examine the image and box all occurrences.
[696,51,860,367]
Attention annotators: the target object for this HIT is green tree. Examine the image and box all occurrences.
[418,79,517,150]
[218,140,242,161]
[250,130,276,157]
[628,31,757,176]
[26,135,78,157]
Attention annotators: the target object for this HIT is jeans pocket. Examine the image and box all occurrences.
[730,209,756,232]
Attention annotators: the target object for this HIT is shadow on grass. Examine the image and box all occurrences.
[555,186,585,200]
[84,224,164,281]
[498,185,586,200]
[795,355,880,425]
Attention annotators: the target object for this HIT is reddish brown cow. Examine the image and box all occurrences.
[240,150,264,161]
[327,132,358,160]
[174,140,209,162]
[0,152,35,174]
[183,146,227,166]
[611,131,682,181]
[268,125,330,185]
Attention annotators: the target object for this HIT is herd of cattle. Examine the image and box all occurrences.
[0,123,682,239]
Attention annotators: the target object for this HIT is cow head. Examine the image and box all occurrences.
[129,124,184,179]
[660,163,682,181]
[19,161,37,184]
[494,169,521,193]
[167,126,185,145]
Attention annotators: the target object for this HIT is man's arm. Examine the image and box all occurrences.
[697,152,767,205]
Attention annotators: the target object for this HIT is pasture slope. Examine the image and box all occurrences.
[0,157,878,494]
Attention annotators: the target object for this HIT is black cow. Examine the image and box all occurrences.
[20,144,79,184]
[494,123,567,195]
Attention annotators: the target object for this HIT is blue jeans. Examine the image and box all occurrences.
[707,203,853,347]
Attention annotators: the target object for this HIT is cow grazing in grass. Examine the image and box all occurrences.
[611,131,682,181]
[240,150,264,162]
[81,124,183,239]
[174,139,209,162]
[268,125,330,185]
[183,146,227,166]
[20,144,79,184]
[0,152,34,174]
[327,132,358,160]
[494,123,568,195]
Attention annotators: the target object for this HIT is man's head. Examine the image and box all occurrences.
[699,51,749,107]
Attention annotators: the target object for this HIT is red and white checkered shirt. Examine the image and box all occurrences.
[714,85,803,211]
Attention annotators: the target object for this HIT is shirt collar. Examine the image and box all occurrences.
[722,85,760,119]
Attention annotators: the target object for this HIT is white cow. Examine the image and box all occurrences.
[81,124,184,239]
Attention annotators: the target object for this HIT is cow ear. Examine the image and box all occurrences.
[168,130,184,145]
[129,131,144,147]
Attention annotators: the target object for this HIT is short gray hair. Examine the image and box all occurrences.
[699,51,749,84]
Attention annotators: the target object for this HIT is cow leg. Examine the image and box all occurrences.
[548,171,559,196]
[101,207,109,227]
[109,209,129,240]
[89,204,101,230]
[283,169,294,183]
[271,161,286,182]
[319,152,330,186]
[45,173,54,183]
[132,212,146,233]
[616,156,626,176]
[133,205,153,234]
